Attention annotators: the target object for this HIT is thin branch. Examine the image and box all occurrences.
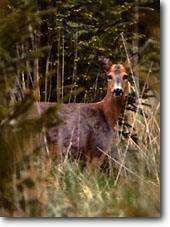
[116,33,155,185]
[57,27,61,102]
[61,32,65,101]
[45,54,50,102]
[35,102,50,157]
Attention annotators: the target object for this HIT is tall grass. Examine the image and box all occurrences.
[0,98,160,217]
[44,101,160,217]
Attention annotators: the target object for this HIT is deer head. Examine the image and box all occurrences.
[99,57,129,97]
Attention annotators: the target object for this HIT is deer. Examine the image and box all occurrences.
[37,57,130,167]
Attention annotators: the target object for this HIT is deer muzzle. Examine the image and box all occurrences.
[112,76,123,96]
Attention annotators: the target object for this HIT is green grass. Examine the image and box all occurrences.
[46,160,159,217]
[0,98,160,217]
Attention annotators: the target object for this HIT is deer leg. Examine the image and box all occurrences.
[86,151,106,171]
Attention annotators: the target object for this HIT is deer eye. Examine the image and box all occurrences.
[107,75,112,81]
[123,74,128,80]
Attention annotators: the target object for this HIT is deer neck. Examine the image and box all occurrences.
[99,91,124,129]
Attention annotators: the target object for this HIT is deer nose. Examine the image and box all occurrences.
[113,88,123,96]
[112,76,123,96]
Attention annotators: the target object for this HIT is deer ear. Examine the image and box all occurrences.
[98,56,113,72]
[123,52,139,73]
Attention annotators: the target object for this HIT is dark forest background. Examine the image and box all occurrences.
[0,0,160,104]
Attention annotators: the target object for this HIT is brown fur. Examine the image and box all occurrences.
[37,58,129,166]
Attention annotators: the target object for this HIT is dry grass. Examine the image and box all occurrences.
[46,102,160,217]
[0,100,160,217]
